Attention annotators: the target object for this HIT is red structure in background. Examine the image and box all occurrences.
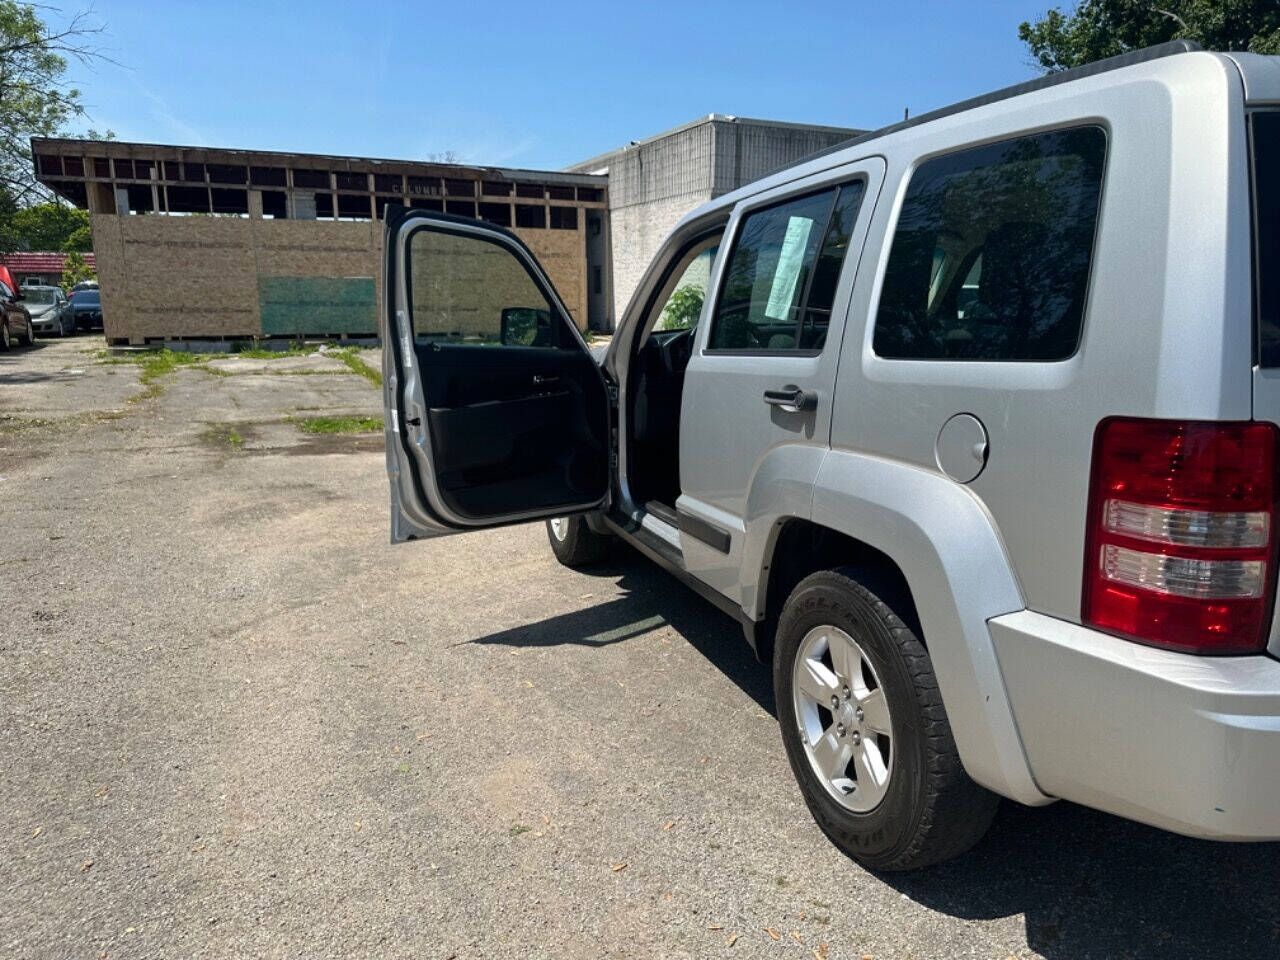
[0,251,96,286]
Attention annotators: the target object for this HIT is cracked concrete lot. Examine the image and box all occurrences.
[2,336,1279,959]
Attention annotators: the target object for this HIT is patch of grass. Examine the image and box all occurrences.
[203,424,244,449]
[331,347,382,388]
[294,415,383,435]
[231,344,319,359]
[509,824,532,836]
[0,410,128,437]
[97,343,381,399]
[98,349,213,403]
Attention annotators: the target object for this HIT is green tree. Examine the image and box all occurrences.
[6,200,88,250]
[1019,1,1280,72]
[62,221,91,252]
[0,3,106,251]
[658,284,705,331]
[60,248,92,288]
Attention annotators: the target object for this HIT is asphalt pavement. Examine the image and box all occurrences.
[2,336,1278,959]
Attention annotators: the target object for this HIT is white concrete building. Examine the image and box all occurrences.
[569,115,862,328]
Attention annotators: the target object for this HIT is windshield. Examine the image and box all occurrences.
[1254,112,1280,366]
[25,289,57,304]
[71,290,100,305]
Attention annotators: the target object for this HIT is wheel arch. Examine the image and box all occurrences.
[745,449,1049,806]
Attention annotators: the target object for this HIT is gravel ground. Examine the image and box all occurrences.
[2,336,1279,959]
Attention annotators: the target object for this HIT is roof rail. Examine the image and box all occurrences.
[796,40,1204,167]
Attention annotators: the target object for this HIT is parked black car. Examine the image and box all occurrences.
[0,278,34,350]
[69,289,102,331]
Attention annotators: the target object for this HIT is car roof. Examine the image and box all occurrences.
[673,40,1207,230]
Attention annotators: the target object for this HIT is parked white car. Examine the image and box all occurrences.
[23,285,72,337]
[378,43,1280,870]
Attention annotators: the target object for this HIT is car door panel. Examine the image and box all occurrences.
[383,209,610,541]
[678,158,886,610]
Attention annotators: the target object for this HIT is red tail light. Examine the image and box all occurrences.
[1083,418,1279,654]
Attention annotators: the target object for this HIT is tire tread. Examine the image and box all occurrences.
[777,568,999,871]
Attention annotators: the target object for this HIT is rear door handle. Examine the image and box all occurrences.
[762,385,817,412]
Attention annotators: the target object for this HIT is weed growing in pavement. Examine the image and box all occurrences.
[202,424,245,449]
[330,347,382,388]
[293,415,382,435]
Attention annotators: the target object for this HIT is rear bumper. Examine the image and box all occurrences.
[990,610,1280,840]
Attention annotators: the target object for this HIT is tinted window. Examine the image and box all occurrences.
[873,126,1106,361]
[1254,112,1280,366]
[799,183,864,350]
[710,182,864,352]
[72,291,100,305]
[408,227,569,349]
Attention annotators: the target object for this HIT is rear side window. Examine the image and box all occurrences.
[1254,112,1280,366]
[873,126,1106,361]
[710,181,865,352]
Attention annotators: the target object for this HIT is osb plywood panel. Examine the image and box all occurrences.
[516,225,586,331]
[92,212,585,342]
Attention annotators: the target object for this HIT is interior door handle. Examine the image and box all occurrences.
[762,385,817,412]
[532,374,560,385]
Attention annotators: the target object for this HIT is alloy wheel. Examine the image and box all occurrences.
[791,624,894,812]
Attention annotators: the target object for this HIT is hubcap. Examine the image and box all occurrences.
[792,624,894,813]
[549,517,569,541]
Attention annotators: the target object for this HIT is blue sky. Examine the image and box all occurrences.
[64,1,1055,170]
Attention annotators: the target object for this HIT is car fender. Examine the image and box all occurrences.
[768,447,1049,805]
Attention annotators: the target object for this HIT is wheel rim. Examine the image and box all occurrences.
[792,624,894,813]
[1,324,8,348]
[550,517,569,541]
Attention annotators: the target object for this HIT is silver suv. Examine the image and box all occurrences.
[380,43,1280,870]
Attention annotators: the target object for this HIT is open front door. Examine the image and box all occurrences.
[382,208,610,542]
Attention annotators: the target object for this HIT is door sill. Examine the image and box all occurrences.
[643,499,679,527]
[602,512,744,623]
[638,504,681,551]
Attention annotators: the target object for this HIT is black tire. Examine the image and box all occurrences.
[19,322,34,346]
[545,515,611,567]
[774,569,999,871]
[0,321,9,351]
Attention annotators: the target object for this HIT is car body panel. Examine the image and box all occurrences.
[678,157,887,602]
[378,47,1280,838]
[993,609,1280,838]
[809,449,1047,804]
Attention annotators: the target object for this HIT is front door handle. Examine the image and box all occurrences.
[762,384,817,412]
[532,374,560,385]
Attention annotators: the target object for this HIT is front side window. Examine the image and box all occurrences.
[408,227,569,349]
[654,245,719,332]
[873,126,1106,361]
[709,181,865,352]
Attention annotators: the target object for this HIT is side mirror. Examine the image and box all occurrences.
[500,307,556,347]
